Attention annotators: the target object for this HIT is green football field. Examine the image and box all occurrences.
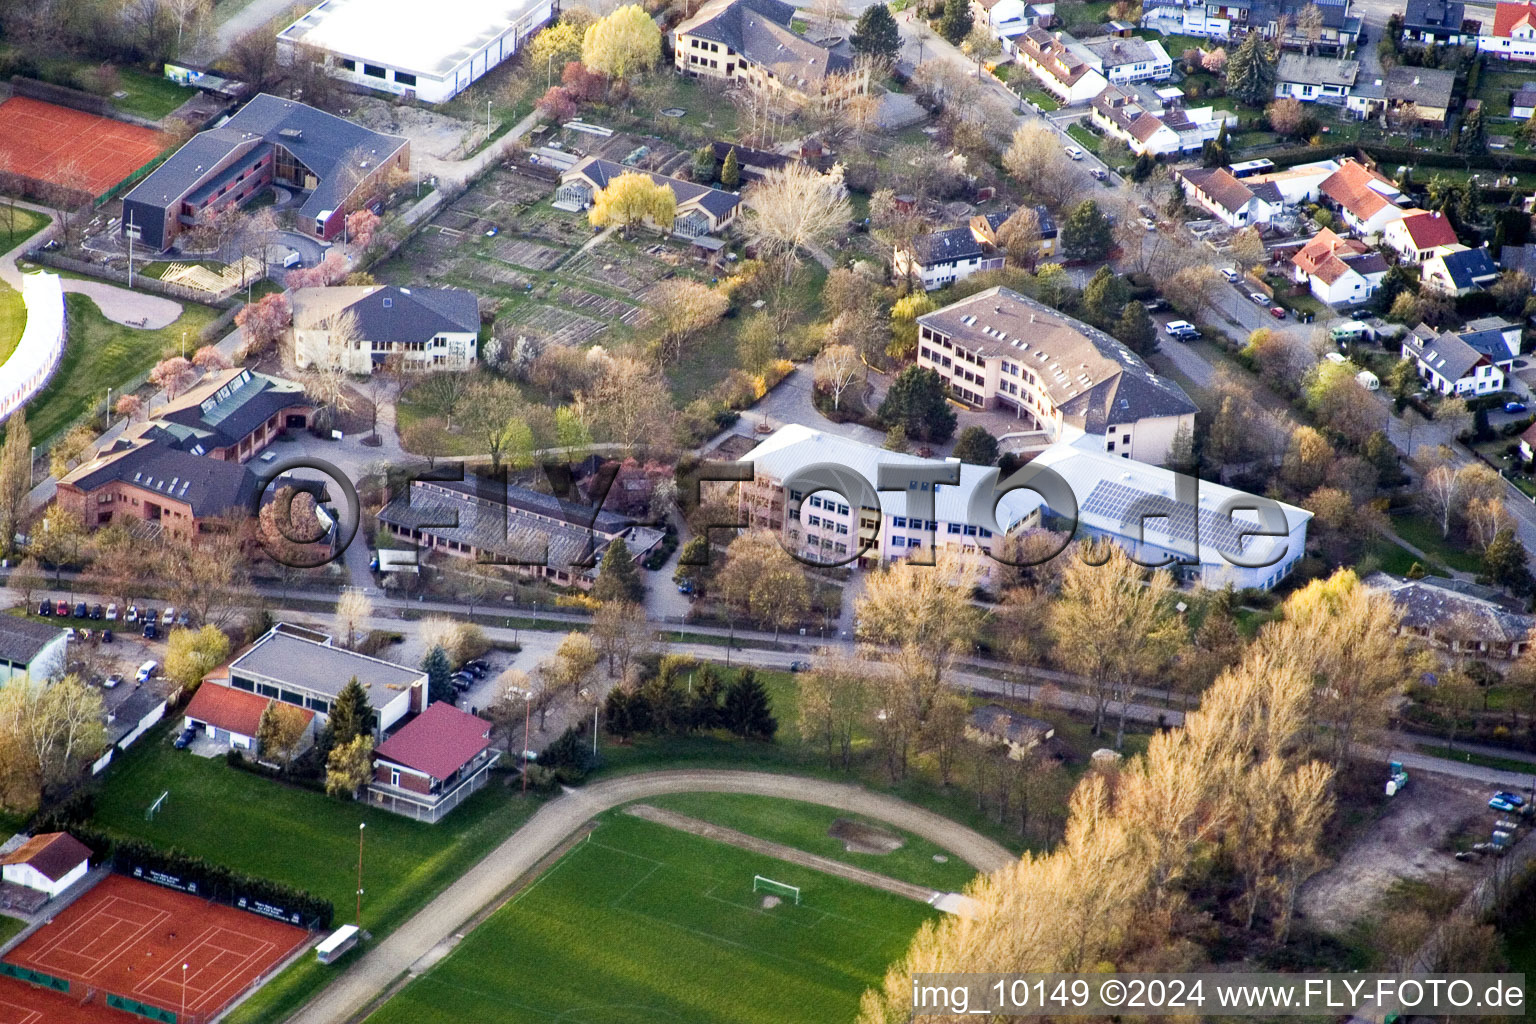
[363,811,937,1024]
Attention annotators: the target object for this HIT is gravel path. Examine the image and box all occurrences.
[283,770,1012,1024]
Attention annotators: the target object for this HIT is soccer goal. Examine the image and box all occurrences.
[753,876,800,905]
[145,790,168,821]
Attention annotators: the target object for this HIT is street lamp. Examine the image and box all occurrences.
[355,822,366,928]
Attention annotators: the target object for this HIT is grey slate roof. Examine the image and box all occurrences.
[1364,571,1533,645]
[1403,0,1465,35]
[231,630,423,699]
[1277,53,1359,88]
[910,226,987,267]
[1385,66,1455,109]
[678,0,852,87]
[1080,35,1165,69]
[0,617,66,666]
[1439,246,1499,289]
[155,368,309,453]
[916,286,1198,431]
[570,158,741,221]
[1459,319,1519,361]
[339,286,478,344]
[123,93,408,227]
[1405,328,1486,382]
[968,704,1053,745]
[63,436,258,517]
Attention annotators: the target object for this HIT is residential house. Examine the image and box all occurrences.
[1090,84,1230,156]
[183,679,314,754]
[1421,245,1501,296]
[121,93,409,250]
[1317,158,1409,238]
[0,618,69,683]
[892,207,1056,290]
[1015,27,1107,104]
[1274,54,1358,103]
[1265,0,1361,53]
[377,476,665,589]
[1519,420,1536,460]
[1403,0,1471,44]
[1411,316,1522,374]
[672,0,868,105]
[1401,322,1507,394]
[915,286,1199,463]
[0,833,91,899]
[1383,208,1461,263]
[1365,572,1533,659]
[1176,166,1280,227]
[977,0,1056,52]
[54,368,313,538]
[1383,66,1457,125]
[1073,35,1174,83]
[965,704,1055,758]
[1479,1,1536,60]
[558,157,742,238]
[1028,437,1312,590]
[291,284,479,373]
[1290,228,1388,305]
[368,701,501,822]
[1140,0,1252,38]
[221,623,428,737]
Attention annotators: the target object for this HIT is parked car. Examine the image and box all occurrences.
[1249,291,1268,305]
[103,674,123,689]
[175,611,190,627]
[162,607,176,626]
[105,603,118,621]
[1164,320,1196,336]
[1269,306,1286,319]
[56,600,69,616]
[145,609,158,626]
[126,605,139,624]
[73,601,87,618]
[789,660,812,672]
[1138,217,1157,231]
[173,726,197,750]
[1220,268,1241,283]
[1064,145,1085,160]
[37,600,52,617]
[1142,298,1168,312]
[136,659,157,682]
[1090,167,1108,181]
[1492,790,1527,807]
[462,663,487,679]
[676,579,695,595]
[101,629,113,644]
[1490,796,1521,813]
[464,659,490,674]
[1506,402,1527,414]
[142,622,158,640]
[90,604,104,620]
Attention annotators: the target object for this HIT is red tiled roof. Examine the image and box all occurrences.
[1493,1,1536,37]
[1319,159,1400,221]
[185,683,309,739]
[1397,209,1459,249]
[1292,228,1369,276]
[374,701,491,782]
[1,832,90,881]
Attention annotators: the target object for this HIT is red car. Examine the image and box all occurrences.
[55,600,69,616]
[1268,306,1286,319]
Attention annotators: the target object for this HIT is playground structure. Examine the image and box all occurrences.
[157,257,265,298]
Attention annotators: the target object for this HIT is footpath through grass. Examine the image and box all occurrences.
[362,810,935,1024]
[89,723,544,1024]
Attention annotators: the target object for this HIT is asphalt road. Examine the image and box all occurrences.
[283,770,1013,1024]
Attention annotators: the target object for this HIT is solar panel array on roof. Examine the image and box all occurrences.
[1080,480,1267,557]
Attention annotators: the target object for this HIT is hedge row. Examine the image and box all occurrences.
[111,837,334,929]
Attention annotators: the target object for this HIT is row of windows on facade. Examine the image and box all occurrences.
[795,507,994,539]
[337,58,417,87]
[351,337,460,352]
[231,675,333,715]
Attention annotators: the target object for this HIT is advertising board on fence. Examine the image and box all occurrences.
[129,865,198,895]
[236,894,305,926]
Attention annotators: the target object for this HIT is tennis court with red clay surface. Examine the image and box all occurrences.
[0,97,168,195]
[4,874,308,1020]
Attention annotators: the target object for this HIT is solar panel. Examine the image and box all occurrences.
[1079,480,1280,557]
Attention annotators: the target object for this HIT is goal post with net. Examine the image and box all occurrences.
[753,875,800,905]
[145,790,168,821]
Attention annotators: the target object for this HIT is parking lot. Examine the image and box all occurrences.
[36,595,177,692]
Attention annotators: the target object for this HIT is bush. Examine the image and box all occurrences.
[108,838,335,928]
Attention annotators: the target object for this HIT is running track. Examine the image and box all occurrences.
[285,770,1013,1024]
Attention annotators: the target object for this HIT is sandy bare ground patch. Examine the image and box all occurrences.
[829,817,904,855]
[1298,772,1487,934]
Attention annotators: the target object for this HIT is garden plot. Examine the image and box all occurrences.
[493,238,566,271]
[564,246,672,292]
[432,209,481,233]
[551,284,645,324]
[457,257,532,292]
[486,168,560,205]
[508,305,608,346]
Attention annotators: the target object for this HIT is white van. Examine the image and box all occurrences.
[136,660,157,683]
[1324,352,1347,365]
[282,250,303,269]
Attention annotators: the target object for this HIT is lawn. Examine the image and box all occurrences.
[642,792,981,893]
[0,916,26,947]
[29,61,194,121]
[1066,123,1103,154]
[362,810,937,1024]
[1474,69,1533,118]
[87,723,544,1024]
[1366,536,1448,579]
[1018,86,1060,112]
[19,293,220,444]
[1,206,51,253]
[1413,743,1536,774]
[1389,511,1486,575]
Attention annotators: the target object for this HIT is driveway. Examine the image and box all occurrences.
[283,770,1012,1024]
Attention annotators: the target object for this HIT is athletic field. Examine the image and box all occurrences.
[363,811,937,1024]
